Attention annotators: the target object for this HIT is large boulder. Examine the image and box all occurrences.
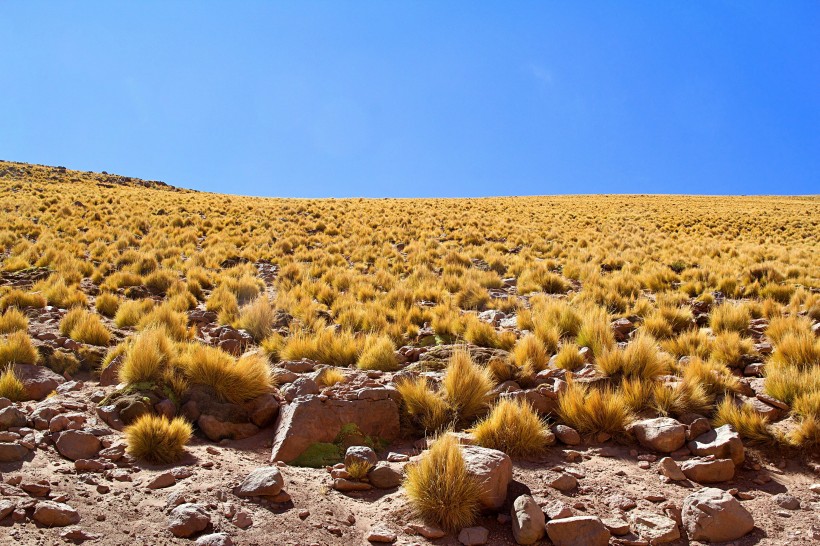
[54,430,101,461]
[12,364,64,401]
[546,516,610,546]
[629,511,680,544]
[168,503,210,538]
[0,406,27,430]
[687,425,744,465]
[511,494,545,544]
[0,442,29,462]
[32,501,80,527]
[270,395,399,463]
[680,458,735,483]
[682,488,754,542]
[630,417,686,453]
[461,445,513,511]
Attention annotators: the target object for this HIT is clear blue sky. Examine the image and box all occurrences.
[2,2,818,197]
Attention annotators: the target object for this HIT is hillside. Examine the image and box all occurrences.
[0,161,819,545]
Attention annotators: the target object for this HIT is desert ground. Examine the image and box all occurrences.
[0,160,818,545]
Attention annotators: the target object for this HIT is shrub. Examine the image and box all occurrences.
[0,289,46,312]
[651,381,711,417]
[237,296,276,341]
[95,293,121,317]
[769,332,820,371]
[0,331,40,366]
[660,329,712,359]
[280,329,362,366]
[138,304,191,341]
[48,349,81,375]
[39,278,87,308]
[710,332,754,367]
[557,381,632,435]
[787,416,820,447]
[0,307,27,334]
[357,336,398,371]
[679,357,740,397]
[61,310,110,346]
[596,335,668,380]
[471,398,551,456]
[403,434,482,532]
[511,334,549,372]
[181,346,271,404]
[463,318,504,349]
[119,328,175,384]
[553,343,585,371]
[0,367,25,401]
[713,398,773,444]
[442,349,493,424]
[454,282,489,311]
[114,298,155,328]
[710,303,750,334]
[576,307,614,356]
[143,269,177,294]
[124,414,192,464]
[396,375,450,432]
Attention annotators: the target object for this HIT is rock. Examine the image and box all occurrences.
[0,442,28,462]
[546,516,610,546]
[154,399,177,419]
[99,358,122,386]
[461,445,513,510]
[0,406,26,429]
[688,424,744,465]
[367,462,402,489]
[458,526,489,545]
[96,405,125,431]
[629,511,680,544]
[601,516,630,536]
[75,459,106,472]
[658,457,686,481]
[545,470,578,491]
[345,445,378,470]
[543,500,573,519]
[54,430,101,461]
[147,472,177,489]
[197,414,259,442]
[333,478,372,492]
[408,522,446,539]
[232,511,252,529]
[196,533,235,546]
[243,393,280,427]
[282,377,320,402]
[682,487,754,542]
[552,424,581,445]
[631,417,686,453]
[168,503,210,538]
[511,495,545,544]
[32,501,81,527]
[236,466,284,497]
[270,395,400,463]
[12,363,65,400]
[60,528,101,541]
[773,493,800,510]
[366,527,397,543]
[0,499,16,520]
[680,458,735,483]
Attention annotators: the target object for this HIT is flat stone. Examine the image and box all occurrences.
[32,501,80,527]
[458,526,489,545]
[366,527,397,543]
[773,493,800,510]
[196,533,235,546]
[333,478,372,492]
[546,516,610,546]
[407,522,445,539]
[236,467,284,497]
[629,511,680,544]
[0,442,28,462]
[687,425,744,465]
[680,458,735,483]
[545,470,578,491]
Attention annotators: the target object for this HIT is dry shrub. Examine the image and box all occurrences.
[124,414,192,464]
[0,289,46,312]
[511,334,549,372]
[769,332,820,371]
[679,356,740,397]
[576,306,614,356]
[138,304,191,341]
[95,292,121,317]
[0,307,28,334]
[713,398,774,444]
[114,299,155,328]
[403,434,482,532]
[61,309,110,346]
[710,303,750,334]
[442,349,493,424]
[316,367,346,387]
[237,296,276,341]
[710,332,754,367]
[471,398,551,456]
[119,328,176,385]
[280,329,362,366]
[661,329,712,359]
[596,334,668,380]
[553,343,585,371]
[181,346,271,404]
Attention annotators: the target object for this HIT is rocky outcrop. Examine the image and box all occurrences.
[270,394,399,463]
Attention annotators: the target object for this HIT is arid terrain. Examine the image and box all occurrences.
[0,160,818,545]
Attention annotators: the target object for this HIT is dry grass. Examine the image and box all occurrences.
[180,346,272,404]
[596,334,669,380]
[442,349,493,424]
[403,434,482,532]
[95,292,121,317]
[280,329,362,366]
[357,336,398,371]
[316,366,346,387]
[557,380,632,435]
[119,328,176,385]
[553,342,585,371]
[237,296,276,341]
[713,398,774,444]
[0,307,28,334]
[710,303,750,334]
[124,414,192,464]
[0,289,46,312]
[61,309,111,346]
[0,367,25,401]
[114,299,155,328]
[471,398,552,456]
[396,375,451,432]
[511,334,549,372]
[0,331,40,366]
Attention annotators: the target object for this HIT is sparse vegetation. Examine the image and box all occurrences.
[124,414,192,464]
[472,398,552,456]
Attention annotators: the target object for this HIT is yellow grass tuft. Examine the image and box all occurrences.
[95,292,121,317]
[403,434,482,532]
[596,334,669,380]
[0,331,40,366]
[710,303,750,334]
[237,296,276,342]
[114,298,155,328]
[471,398,552,456]
[0,289,46,312]
[553,342,585,371]
[119,328,176,385]
[357,335,398,371]
[557,380,632,435]
[0,367,25,401]
[124,414,192,464]
[713,397,774,444]
[396,375,451,432]
[442,349,493,424]
[0,307,28,334]
[180,346,272,404]
[511,334,549,372]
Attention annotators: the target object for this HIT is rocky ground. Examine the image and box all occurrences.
[2,354,820,546]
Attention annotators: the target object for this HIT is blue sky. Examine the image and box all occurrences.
[1,2,818,197]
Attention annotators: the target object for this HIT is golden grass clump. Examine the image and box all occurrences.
[357,335,398,371]
[119,328,176,385]
[442,349,493,424]
[596,334,669,380]
[95,292,121,317]
[471,398,552,456]
[713,398,774,444]
[114,299,155,328]
[511,334,549,372]
[0,307,28,334]
[280,329,362,366]
[403,434,482,532]
[710,332,755,367]
[237,296,276,342]
[553,342,585,371]
[180,346,272,404]
[679,356,740,398]
[557,380,632,435]
[124,414,192,464]
[710,303,750,334]
[316,366,346,387]
[768,332,820,371]
[575,306,614,356]
[60,309,110,346]
[396,375,451,432]
[0,289,46,312]
[660,329,712,359]
[138,304,192,341]
[0,331,40,366]
[0,367,25,401]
